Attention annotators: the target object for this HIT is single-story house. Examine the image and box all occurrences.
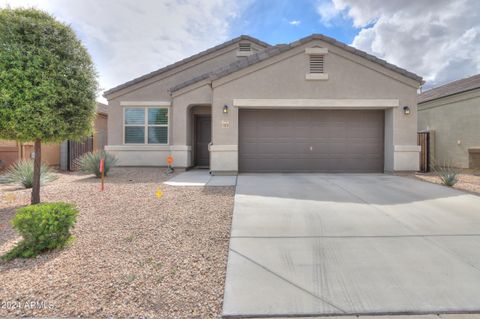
[0,102,108,170]
[103,34,423,174]
[418,74,480,169]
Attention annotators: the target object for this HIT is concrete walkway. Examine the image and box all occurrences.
[262,315,480,319]
[163,169,237,186]
[223,174,480,318]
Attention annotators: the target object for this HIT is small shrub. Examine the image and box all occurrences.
[431,159,460,187]
[440,172,458,186]
[77,150,118,178]
[2,202,78,261]
[0,159,57,188]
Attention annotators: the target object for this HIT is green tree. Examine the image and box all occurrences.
[0,8,98,204]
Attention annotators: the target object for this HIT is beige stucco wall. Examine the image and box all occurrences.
[172,84,212,146]
[94,113,108,150]
[106,37,421,172]
[107,45,236,146]
[105,40,264,166]
[209,39,420,173]
[20,143,60,166]
[418,89,480,168]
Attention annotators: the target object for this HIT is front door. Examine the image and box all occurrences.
[195,115,211,167]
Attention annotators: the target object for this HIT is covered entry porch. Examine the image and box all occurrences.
[187,105,211,168]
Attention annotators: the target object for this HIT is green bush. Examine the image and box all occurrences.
[2,202,78,260]
[77,150,118,178]
[0,159,56,188]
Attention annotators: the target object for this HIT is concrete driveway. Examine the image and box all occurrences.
[223,174,480,318]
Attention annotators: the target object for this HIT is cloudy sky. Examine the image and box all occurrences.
[1,0,479,102]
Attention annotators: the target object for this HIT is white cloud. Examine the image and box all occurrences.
[318,0,480,87]
[0,0,248,100]
[289,20,301,26]
[316,0,342,26]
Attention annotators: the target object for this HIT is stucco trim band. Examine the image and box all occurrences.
[305,73,329,80]
[236,51,253,57]
[209,145,238,152]
[233,99,399,109]
[394,145,421,152]
[105,146,191,167]
[120,101,171,106]
[305,47,328,55]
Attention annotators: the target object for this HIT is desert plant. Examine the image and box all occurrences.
[77,150,118,178]
[0,159,56,188]
[2,202,78,260]
[431,159,460,187]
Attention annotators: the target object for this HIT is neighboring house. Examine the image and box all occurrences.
[418,74,480,169]
[94,102,108,151]
[0,103,108,170]
[103,34,423,174]
[0,140,60,170]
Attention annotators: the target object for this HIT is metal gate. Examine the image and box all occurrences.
[67,136,93,171]
[417,131,430,172]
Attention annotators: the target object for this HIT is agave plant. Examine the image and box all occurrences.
[439,171,459,186]
[77,150,118,178]
[431,159,460,187]
[0,160,57,188]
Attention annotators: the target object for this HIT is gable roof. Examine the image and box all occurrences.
[170,34,424,93]
[418,74,480,104]
[103,35,270,97]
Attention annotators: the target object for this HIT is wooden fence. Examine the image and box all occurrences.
[67,136,93,171]
[417,131,430,172]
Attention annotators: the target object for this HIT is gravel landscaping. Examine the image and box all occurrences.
[411,172,480,195]
[0,167,235,318]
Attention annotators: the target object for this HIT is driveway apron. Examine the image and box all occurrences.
[223,174,480,317]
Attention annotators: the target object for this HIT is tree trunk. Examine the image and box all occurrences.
[31,138,41,204]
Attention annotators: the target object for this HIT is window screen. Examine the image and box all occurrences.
[124,107,168,144]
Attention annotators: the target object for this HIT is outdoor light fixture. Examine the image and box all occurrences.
[403,106,411,115]
[223,104,229,114]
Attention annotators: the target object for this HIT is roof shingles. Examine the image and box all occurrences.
[418,74,480,104]
[170,34,423,93]
[103,35,270,97]
[104,33,424,97]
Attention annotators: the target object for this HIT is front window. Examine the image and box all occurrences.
[124,107,168,144]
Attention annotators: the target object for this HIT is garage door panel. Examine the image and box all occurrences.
[349,142,382,153]
[324,142,348,154]
[246,158,381,173]
[239,109,384,172]
[294,127,311,136]
[349,127,381,138]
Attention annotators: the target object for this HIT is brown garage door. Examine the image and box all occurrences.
[238,109,384,172]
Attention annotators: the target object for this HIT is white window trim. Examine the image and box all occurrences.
[120,101,171,106]
[123,106,170,145]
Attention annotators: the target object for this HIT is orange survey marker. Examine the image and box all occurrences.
[166,155,174,174]
[99,158,105,191]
